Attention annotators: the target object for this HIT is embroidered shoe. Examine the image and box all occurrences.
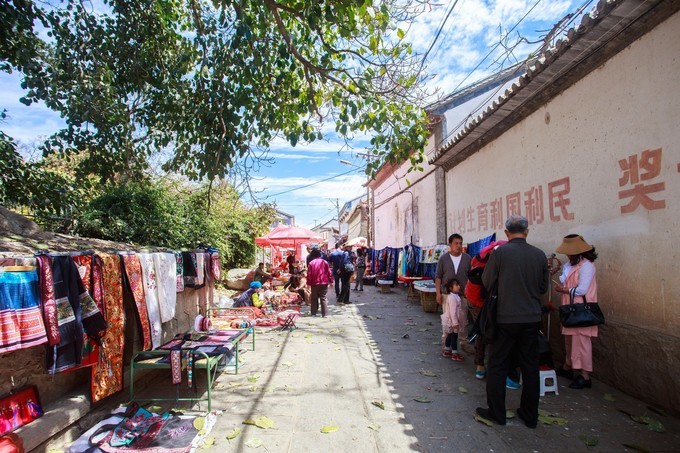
[451,353,465,361]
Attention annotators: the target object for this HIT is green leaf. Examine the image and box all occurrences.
[247,375,259,383]
[474,413,493,427]
[200,436,215,449]
[397,28,405,39]
[604,393,616,402]
[193,417,206,431]
[320,425,340,433]
[457,386,468,394]
[420,370,437,377]
[245,438,264,448]
[538,414,568,426]
[226,427,242,440]
[413,397,431,403]
[371,400,385,410]
[367,423,379,431]
[254,416,275,429]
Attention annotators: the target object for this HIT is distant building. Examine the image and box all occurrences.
[311,219,339,245]
[272,209,295,228]
[338,194,368,240]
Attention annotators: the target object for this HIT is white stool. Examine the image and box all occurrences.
[540,368,559,396]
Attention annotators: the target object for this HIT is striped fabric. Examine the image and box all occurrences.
[0,268,48,353]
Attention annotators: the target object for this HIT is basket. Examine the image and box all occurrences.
[421,293,438,313]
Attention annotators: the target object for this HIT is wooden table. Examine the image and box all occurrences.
[398,276,432,300]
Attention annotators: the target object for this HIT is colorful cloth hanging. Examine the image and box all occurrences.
[91,253,125,403]
[137,253,163,349]
[120,254,152,351]
[48,256,107,374]
[35,255,60,346]
[174,251,184,292]
[72,254,101,368]
[153,253,177,323]
[0,264,48,354]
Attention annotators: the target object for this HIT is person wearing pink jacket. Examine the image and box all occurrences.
[306,248,334,317]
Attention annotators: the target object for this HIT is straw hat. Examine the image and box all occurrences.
[556,234,593,255]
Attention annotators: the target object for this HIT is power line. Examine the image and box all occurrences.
[418,0,461,73]
[263,168,359,198]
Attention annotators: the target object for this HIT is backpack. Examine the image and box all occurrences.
[465,240,506,308]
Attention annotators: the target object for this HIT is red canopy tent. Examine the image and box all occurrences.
[255,226,323,266]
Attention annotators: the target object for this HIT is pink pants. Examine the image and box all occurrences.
[564,334,593,372]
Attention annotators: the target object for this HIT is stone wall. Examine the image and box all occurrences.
[0,285,208,405]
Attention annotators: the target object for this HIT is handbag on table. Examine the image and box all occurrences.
[558,288,605,328]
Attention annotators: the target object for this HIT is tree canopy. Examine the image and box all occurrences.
[1,0,431,184]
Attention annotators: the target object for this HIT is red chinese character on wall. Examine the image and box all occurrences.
[466,207,476,232]
[618,148,666,213]
[490,198,503,230]
[454,208,466,233]
[477,202,489,232]
[548,177,575,222]
[524,186,545,225]
[506,192,521,217]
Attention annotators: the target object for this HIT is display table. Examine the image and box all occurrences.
[377,279,394,293]
[398,276,432,300]
[413,280,438,313]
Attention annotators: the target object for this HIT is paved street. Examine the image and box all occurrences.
[194,285,680,452]
[49,284,680,452]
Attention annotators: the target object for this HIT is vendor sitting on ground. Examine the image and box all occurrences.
[253,262,271,284]
[288,270,310,305]
[233,281,263,308]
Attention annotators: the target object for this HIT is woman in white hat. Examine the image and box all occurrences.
[554,234,599,389]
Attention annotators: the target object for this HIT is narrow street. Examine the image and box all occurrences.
[188,285,680,452]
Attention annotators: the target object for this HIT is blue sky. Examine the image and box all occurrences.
[0,0,584,229]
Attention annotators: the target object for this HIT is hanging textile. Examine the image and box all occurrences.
[0,262,48,354]
[182,252,198,287]
[137,253,163,349]
[209,251,221,281]
[153,252,177,323]
[48,256,107,374]
[34,255,60,346]
[72,254,101,368]
[174,251,184,293]
[120,254,152,351]
[195,252,205,287]
[466,233,496,258]
[91,253,125,403]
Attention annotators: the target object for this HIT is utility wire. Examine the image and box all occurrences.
[263,168,359,198]
[418,0,461,73]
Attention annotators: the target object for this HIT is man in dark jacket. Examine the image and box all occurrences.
[476,215,549,429]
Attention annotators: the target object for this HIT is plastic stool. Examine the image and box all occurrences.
[540,368,559,396]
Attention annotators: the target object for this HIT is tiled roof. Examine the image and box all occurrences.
[429,0,680,169]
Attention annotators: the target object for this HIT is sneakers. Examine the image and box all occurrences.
[451,353,465,361]
[506,377,521,389]
[475,370,487,380]
[442,350,453,357]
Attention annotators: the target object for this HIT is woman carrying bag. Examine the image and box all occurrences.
[554,234,599,390]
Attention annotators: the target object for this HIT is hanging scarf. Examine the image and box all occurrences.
[91,253,125,403]
[152,252,177,323]
[35,254,60,346]
[120,254,152,351]
[174,251,184,292]
[137,253,163,349]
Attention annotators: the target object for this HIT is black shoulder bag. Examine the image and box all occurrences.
[558,288,605,328]
[476,283,498,344]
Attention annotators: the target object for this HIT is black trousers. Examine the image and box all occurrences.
[338,270,352,303]
[486,322,541,425]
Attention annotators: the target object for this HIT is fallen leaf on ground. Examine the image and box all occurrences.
[304,333,313,338]
[281,361,293,367]
[538,414,568,426]
[418,328,429,332]
[193,417,206,431]
[320,425,340,433]
[414,397,432,403]
[580,435,599,446]
[226,427,242,440]
[244,438,264,448]
[247,375,259,383]
[474,413,494,427]
[629,414,666,431]
[646,406,667,416]
[229,381,243,387]
[457,386,468,394]
[371,400,385,410]
[391,338,398,342]
[604,393,616,402]
[420,370,437,377]
[243,419,257,426]
[200,437,215,449]
[367,423,379,431]
[254,416,275,429]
